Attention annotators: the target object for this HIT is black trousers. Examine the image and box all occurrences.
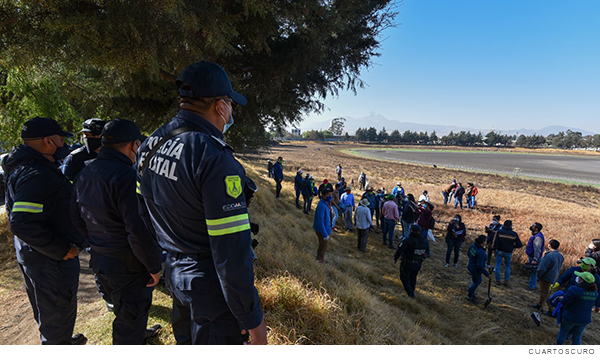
[90,250,154,345]
[164,253,248,345]
[16,239,80,345]
[399,260,422,298]
[445,238,463,265]
[275,180,282,198]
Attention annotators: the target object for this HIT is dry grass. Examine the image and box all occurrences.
[1,141,600,345]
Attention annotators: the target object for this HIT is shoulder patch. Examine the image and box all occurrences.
[211,135,235,151]
[225,175,243,199]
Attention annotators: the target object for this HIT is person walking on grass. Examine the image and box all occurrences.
[294,169,305,209]
[355,198,375,252]
[492,220,523,286]
[314,187,333,262]
[445,214,466,268]
[526,222,545,290]
[394,225,430,298]
[555,272,600,345]
[273,156,284,198]
[382,194,399,249]
[531,239,564,317]
[467,235,492,304]
[336,164,343,181]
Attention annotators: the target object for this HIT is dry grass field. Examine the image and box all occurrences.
[1,141,599,345]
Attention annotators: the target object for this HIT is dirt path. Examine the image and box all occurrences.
[0,250,100,345]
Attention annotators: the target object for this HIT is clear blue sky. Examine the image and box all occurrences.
[301,0,600,134]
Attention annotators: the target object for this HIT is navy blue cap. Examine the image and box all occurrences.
[176,61,247,106]
[80,118,107,136]
[21,117,74,139]
[101,119,144,145]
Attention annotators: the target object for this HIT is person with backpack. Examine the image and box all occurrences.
[416,200,434,241]
[445,214,466,268]
[467,235,492,304]
[394,225,430,298]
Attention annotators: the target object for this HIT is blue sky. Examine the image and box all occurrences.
[301,0,600,133]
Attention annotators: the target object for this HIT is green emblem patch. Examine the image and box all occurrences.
[225,175,243,199]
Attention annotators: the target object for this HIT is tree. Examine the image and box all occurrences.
[329,117,346,136]
[377,127,388,142]
[0,1,398,150]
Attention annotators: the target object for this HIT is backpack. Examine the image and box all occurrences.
[428,216,436,230]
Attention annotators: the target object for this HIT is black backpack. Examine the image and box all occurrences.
[428,216,436,230]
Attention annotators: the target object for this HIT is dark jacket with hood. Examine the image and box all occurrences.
[2,144,87,261]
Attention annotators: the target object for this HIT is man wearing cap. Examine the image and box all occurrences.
[273,156,284,198]
[294,169,305,209]
[362,187,378,223]
[71,119,162,344]
[135,61,266,345]
[354,198,375,252]
[62,118,107,181]
[552,257,600,293]
[2,116,87,344]
[394,224,430,298]
[318,179,333,199]
[584,239,600,272]
[392,182,404,198]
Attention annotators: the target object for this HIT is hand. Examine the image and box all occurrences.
[242,319,267,345]
[550,282,560,291]
[487,274,493,279]
[531,260,537,265]
[323,237,330,241]
[62,245,79,260]
[146,272,161,287]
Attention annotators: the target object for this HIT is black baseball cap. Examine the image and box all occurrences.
[176,61,247,106]
[21,117,74,139]
[80,118,107,136]
[101,119,144,145]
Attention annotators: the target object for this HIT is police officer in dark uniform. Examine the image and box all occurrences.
[394,224,430,298]
[2,117,87,345]
[136,61,267,345]
[71,119,163,344]
[62,118,107,181]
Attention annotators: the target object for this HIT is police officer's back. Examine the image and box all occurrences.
[62,118,106,181]
[136,61,267,345]
[2,117,87,344]
[71,119,162,344]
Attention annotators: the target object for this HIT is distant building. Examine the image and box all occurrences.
[291,128,301,136]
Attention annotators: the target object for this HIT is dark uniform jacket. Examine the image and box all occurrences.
[394,233,430,263]
[70,147,162,274]
[135,109,263,330]
[2,145,87,260]
[492,225,523,253]
[61,146,97,181]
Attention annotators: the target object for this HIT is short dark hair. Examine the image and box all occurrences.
[549,239,560,250]
[103,141,130,150]
[504,220,512,228]
[475,235,487,246]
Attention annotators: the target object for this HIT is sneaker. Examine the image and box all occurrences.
[72,333,87,345]
[144,324,162,344]
[466,296,478,304]
[445,263,450,268]
[454,263,458,268]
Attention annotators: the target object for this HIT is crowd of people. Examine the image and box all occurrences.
[270,163,600,345]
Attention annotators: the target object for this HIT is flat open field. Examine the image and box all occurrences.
[354,148,600,185]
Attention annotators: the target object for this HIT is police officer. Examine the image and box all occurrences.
[71,119,162,344]
[2,117,87,345]
[393,224,430,298]
[62,118,107,181]
[136,61,267,345]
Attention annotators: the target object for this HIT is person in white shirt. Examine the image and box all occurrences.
[354,198,375,252]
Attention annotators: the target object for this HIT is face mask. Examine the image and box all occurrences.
[325,196,333,202]
[50,138,71,161]
[575,276,581,284]
[492,220,498,225]
[422,204,427,209]
[453,218,459,223]
[84,137,102,153]
[219,99,234,133]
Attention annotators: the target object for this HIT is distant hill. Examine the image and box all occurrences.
[298,114,595,137]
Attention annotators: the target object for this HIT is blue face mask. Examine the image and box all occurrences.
[325,196,333,202]
[223,114,234,134]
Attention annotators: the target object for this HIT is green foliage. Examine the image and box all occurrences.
[1,0,397,150]
[329,117,346,136]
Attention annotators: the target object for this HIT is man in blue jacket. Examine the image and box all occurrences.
[71,119,163,344]
[3,117,87,345]
[273,156,284,198]
[62,118,106,181]
[526,222,545,290]
[314,187,333,261]
[294,169,305,208]
[492,220,523,286]
[135,61,266,345]
[552,257,600,293]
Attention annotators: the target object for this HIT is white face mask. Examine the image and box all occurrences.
[219,99,234,133]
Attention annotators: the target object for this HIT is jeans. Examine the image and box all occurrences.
[303,195,311,214]
[331,206,339,228]
[445,238,463,265]
[375,207,381,228]
[495,251,513,282]
[442,191,449,205]
[401,220,413,240]
[556,318,588,345]
[467,196,476,208]
[383,219,396,247]
[344,207,353,230]
[275,179,282,198]
[468,269,483,299]
[454,196,463,209]
[295,188,301,208]
[528,256,538,289]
